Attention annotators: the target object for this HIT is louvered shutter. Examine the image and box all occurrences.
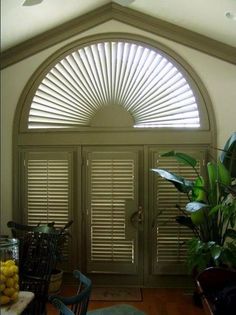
[24,151,73,269]
[151,150,204,274]
[86,150,139,274]
[28,41,201,129]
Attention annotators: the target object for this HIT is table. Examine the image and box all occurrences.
[1,291,34,315]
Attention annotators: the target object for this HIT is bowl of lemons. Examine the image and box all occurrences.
[0,238,19,306]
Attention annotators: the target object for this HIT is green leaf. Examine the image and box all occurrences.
[210,244,222,261]
[190,209,205,225]
[209,205,221,216]
[161,151,197,168]
[185,201,209,213]
[220,132,236,178]
[151,168,193,193]
[192,176,206,201]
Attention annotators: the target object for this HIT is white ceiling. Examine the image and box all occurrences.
[1,0,236,52]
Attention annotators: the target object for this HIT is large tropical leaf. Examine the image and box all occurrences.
[185,201,209,213]
[151,168,193,193]
[161,151,197,168]
[210,244,222,261]
[220,132,236,178]
[192,176,206,201]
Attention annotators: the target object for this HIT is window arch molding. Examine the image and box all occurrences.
[15,33,216,145]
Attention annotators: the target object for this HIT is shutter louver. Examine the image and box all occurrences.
[152,151,202,274]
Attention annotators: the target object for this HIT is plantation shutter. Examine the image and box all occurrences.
[86,150,139,274]
[151,149,204,275]
[23,151,73,269]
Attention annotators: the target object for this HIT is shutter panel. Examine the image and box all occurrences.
[152,150,204,275]
[24,151,73,268]
[86,151,139,274]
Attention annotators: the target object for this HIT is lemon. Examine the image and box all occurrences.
[11,291,19,301]
[0,294,10,305]
[13,274,19,283]
[0,273,6,284]
[3,287,15,297]
[14,283,19,291]
[0,283,6,292]
[2,266,14,277]
[11,265,18,274]
[6,278,15,288]
[5,260,15,266]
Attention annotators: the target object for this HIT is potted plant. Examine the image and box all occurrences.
[48,220,73,294]
[151,133,236,274]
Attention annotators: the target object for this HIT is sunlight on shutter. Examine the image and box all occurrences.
[28,41,200,129]
[90,158,135,263]
[25,152,72,264]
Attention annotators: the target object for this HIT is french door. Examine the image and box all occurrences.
[83,146,144,284]
[19,145,205,286]
[83,145,205,286]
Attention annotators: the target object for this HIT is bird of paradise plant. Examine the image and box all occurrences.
[152,133,236,273]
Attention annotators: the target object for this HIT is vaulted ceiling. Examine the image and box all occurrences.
[1,0,236,68]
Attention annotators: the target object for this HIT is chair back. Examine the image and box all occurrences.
[7,221,61,315]
[49,270,92,315]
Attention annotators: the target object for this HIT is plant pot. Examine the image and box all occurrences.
[48,269,63,294]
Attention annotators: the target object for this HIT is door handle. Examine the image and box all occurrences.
[130,206,144,226]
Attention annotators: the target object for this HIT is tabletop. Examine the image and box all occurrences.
[1,291,34,315]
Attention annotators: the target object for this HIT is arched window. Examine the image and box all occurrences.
[20,37,211,131]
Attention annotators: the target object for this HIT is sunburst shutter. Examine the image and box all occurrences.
[28,41,201,129]
[86,150,139,274]
[151,150,204,274]
[24,151,73,268]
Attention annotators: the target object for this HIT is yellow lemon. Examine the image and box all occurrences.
[13,273,19,283]
[6,278,15,288]
[0,283,6,292]
[5,260,15,266]
[3,287,15,297]
[2,266,14,277]
[14,283,19,291]
[11,291,19,301]
[0,273,6,284]
[0,294,10,305]
[11,265,18,274]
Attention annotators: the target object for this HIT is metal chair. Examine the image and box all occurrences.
[49,270,92,315]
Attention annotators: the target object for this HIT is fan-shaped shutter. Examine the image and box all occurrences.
[151,150,204,274]
[28,41,200,129]
[86,150,139,274]
[24,151,73,268]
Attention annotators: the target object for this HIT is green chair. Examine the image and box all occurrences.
[88,304,146,315]
[49,270,92,315]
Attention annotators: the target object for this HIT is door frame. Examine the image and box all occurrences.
[82,145,145,286]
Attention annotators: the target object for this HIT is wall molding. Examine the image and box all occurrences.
[1,3,236,69]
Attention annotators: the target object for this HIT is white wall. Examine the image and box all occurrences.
[1,20,236,234]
